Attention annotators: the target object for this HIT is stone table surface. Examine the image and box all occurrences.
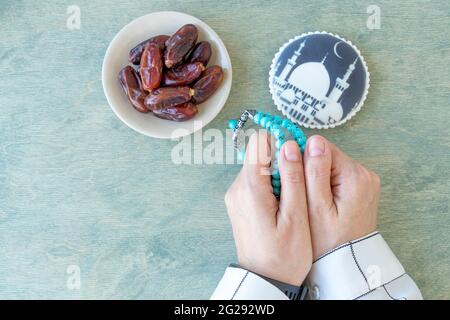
[0,0,449,299]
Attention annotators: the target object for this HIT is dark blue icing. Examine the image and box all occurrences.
[272,33,367,126]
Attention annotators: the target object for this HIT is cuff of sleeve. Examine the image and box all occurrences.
[210,267,290,300]
[305,231,406,300]
[228,264,307,300]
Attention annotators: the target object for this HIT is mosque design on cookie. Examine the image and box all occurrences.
[272,36,364,127]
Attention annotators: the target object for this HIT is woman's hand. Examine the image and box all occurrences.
[225,131,312,286]
[303,135,380,260]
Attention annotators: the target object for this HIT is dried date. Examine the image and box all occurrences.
[145,86,194,110]
[162,62,205,87]
[140,43,163,92]
[118,66,149,113]
[192,65,224,104]
[164,24,198,68]
[153,102,198,121]
[128,35,169,65]
[187,41,212,65]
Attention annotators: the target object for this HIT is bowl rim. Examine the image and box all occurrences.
[102,11,232,139]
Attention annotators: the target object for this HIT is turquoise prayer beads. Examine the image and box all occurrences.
[228,110,307,197]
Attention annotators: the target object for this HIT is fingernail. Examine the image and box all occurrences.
[308,137,325,157]
[283,141,301,162]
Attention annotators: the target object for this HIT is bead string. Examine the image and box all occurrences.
[228,110,307,197]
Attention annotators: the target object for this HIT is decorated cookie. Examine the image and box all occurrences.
[269,31,370,129]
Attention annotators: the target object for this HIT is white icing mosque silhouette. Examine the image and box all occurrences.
[273,39,359,126]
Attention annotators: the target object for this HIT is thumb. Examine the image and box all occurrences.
[278,141,308,224]
[303,135,333,214]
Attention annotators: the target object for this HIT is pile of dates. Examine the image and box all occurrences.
[118,24,224,121]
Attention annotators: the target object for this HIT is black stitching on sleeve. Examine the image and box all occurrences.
[313,232,380,263]
[313,243,350,263]
[231,271,249,300]
[353,273,407,300]
[354,288,376,300]
[383,284,407,300]
[383,285,396,300]
[350,231,380,246]
[349,243,370,290]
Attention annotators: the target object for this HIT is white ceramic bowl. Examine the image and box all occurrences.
[102,11,232,139]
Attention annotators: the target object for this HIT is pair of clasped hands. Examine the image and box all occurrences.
[225,132,380,285]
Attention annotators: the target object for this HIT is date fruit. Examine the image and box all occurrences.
[187,41,212,66]
[162,62,205,87]
[164,24,198,68]
[128,35,169,65]
[153,102,198,121]
[140,43,163,92]
[192,65,224,104]
[118,66,149,113]
[119,23,224,122]
[145,86,194,110]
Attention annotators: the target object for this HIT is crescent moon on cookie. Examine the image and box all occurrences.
[333,41,344,59]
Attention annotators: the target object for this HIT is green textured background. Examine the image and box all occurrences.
[0,0,449,299]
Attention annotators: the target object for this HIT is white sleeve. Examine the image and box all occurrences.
[304,231,423,300]
[210,267,289,300]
